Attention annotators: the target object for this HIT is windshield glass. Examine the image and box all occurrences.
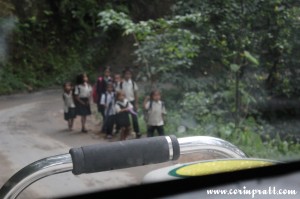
[1,1,300,198]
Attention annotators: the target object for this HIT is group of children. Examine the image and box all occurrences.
[62,67,167,140]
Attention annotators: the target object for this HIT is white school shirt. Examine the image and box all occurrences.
[63,92,75,113]
[145,100,167,126]
[115,99,133,113]
[100,92,116,116]
[74,83,92,98]
[121,79,138,101]
[114,82,122,92]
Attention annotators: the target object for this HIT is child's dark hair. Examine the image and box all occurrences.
[122,67,132,75]
[150,90,160,100]
[76,73,87,85]
[63,82,72,88]
[106,82,114,89]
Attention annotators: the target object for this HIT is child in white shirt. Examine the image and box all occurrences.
[63,82,76,131]
[100,83,116,139]
[115,90,133,140]
[143,90,167,137]
[74,73,92,133]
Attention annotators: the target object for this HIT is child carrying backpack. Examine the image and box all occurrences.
[100,83,116,139]
[115,90,133,140]
[143,90,167,137]
[93,67,112,131]
[120,68,141,138]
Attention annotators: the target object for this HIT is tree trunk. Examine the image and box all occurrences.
[235,70,240,129]
[266,59,279,90]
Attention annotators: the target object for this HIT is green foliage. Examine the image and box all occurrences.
[98,10,201,87]
[135,29,199,79]
[243,51,259,66]
[0,1,113,94]
[0,0,14,17]
[98,9,202,37]
[0,46,93,93]
[98,9,135,33]
[0,65,25,93]
[168,109,300,160]
[179,75,259,123]
[154,1,300,161]
[171,73,300,160]
[1,0,300,161]
[173,0,299,97]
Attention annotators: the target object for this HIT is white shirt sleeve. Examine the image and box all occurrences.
[145,101,150,110]
[134,82,138,92]
[74,86,79,95]
[87,84,92,97]
[100,94,105,105]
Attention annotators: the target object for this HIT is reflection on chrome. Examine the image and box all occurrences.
[0,136,246,199]
[178,136,247,159]
[0,154,72,199]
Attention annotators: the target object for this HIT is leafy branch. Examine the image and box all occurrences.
[98,9,201,88]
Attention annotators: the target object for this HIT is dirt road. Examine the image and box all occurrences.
[0,90,224,199]
[0,90,178,198]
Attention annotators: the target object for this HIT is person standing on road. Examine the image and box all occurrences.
[100,83,116,139]
[113,73,122,134]
[62,82,76,131]
[143,90,167,137]
[120,68,141,138]
[95,67,113,132]
[74,73,92,133]
[115,90,133,140]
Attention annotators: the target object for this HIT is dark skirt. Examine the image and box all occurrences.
[116,112,130,128]
[64,107,76,121]
[76,98,91,116]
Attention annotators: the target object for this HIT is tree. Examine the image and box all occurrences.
[98,9,201,89]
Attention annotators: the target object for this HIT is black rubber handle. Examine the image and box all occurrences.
[69,135,180,175]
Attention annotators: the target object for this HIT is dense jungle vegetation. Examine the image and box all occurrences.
[1,0,300,159]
